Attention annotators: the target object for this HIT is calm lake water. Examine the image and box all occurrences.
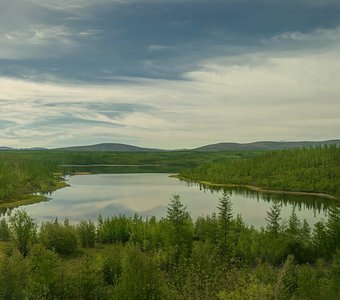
[5,173,332,228]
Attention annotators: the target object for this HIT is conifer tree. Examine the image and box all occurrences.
[313,221,328,258]
[288,206,301,236]
[326,205,340,254]
[166,194,192,264]
[217,192,233,257]
[265,202,282,237]
[301,219,311,241]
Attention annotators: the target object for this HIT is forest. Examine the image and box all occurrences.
[0,147,339,298]
[0,150,258,206]
[0,153,62,205]
[179,146,340,199]
[0,194,339,299]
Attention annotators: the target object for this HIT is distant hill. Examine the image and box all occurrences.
[0,146,14,151]
[0,146,47,151]
[194,139,340,151]
[2,140,340,152]
[55,143,163,152]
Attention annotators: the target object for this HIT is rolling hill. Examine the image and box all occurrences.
[55,143,163,152]
[193,139,340,151]
[2,140,340,152]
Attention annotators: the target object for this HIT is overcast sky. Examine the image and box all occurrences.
[1,0,340,148]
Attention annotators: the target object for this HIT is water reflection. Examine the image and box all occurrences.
[183,180,333,217]
[2,173,335,228]
[0,207,13,217]
[59,165,179,175]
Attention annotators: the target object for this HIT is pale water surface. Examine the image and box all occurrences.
[7,173,332,227]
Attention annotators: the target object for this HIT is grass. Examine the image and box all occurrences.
[0,195,48,209]
[0,181,69,209]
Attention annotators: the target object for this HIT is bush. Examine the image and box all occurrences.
[0,218,10,241]
[9,209,37,256]
[97,215,131,244]
[77,220,96,247]
[27,244,61,299]
[39,219,78,255]
[113,244,168,299]
[102,246,122,285]
[0,251,28,299]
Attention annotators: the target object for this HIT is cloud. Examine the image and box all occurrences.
[147,45,175,52]
[0,24,78,59]
[29,0,340,12]
[0,0,105,60]
[1,3,340,148]
[0,24,106,60]
[29,0,124,11]
[266,26,340,48]
[1,29,340,148]
[28,0,204,11]
[3,24,73,45]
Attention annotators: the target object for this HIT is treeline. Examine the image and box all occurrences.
[0,195,339,299]
[0,150,258,204]
[180,145,340,198]
[0,150,253,170]
[0,154,62,203]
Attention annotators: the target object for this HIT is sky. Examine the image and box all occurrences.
[1,0,340,149]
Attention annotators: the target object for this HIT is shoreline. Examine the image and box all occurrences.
[59,164,167,167]
[0,195,48,209]
[0,180,69,209]
[171,175,337,200]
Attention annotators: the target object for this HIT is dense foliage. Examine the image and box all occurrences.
[0,150,258,205]
[0,195,339,299]
[0,147,339,298]
[0,154,61,203]
[180,146,340,198]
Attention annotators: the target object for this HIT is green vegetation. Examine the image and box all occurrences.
[0,152,65,205]
[0,150,259,206]
[179,146,340,198]
[1,146,339,297]
[0,195,339,299]
[9,210,37,257]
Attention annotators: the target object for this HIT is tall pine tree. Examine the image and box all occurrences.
[326,205,340,255]
[166,194,192,264]
[217,192,233,257]
[265,202,282,237]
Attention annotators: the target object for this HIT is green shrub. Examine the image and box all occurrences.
[77,220,96,247]
[40,219,78,255]
[0,218,10,241]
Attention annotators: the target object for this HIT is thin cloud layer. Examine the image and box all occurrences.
[0,1,339,147]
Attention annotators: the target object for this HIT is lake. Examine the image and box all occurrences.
[5,173,332,228]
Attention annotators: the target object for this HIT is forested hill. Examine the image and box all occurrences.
[2,139,340,152]
[179,145,340,198]
[55,143,163,152]
[194,139,340,151]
